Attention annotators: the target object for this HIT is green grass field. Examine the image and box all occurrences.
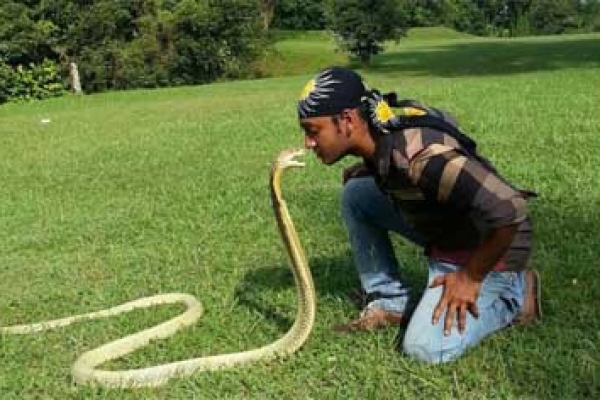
[1,28,599,399]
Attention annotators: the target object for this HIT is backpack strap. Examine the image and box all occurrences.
[382,93,481,163]
[374,92,538,198]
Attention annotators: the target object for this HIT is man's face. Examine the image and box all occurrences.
[300,114,351,165]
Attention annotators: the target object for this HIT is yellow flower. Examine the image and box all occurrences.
[375,100,395,123]
[299,79,316,100]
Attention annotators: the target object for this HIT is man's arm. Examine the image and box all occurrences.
[409,146,527,335]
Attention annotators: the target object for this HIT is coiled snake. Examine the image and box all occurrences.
[1,148,316,388]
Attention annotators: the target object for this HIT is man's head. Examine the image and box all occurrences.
[297,67,373,165]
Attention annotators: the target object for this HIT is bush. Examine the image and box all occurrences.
[70,0,267,91]
[170,0,266,84]
[0,58,66,104]
[272,0,326,30]
[77,38,172,93]
[325,0,407,64]
[0,61,17,104]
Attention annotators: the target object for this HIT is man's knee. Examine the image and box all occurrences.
[402,326,464,364]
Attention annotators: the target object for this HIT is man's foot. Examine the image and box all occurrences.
[333,307,403,333]
[512,269,542,326]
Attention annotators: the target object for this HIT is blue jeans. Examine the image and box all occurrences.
[341,177,525,363]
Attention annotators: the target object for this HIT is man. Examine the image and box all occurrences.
[297,66,541,363]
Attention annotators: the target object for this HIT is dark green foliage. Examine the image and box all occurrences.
[0,1,58,65]
[528,0,579,35]
[404,0,488,34]
[0,62,15,104]
[325,0,408,64]
[170,0,266,85]
[0,0,268,99]
[272,0,326,30]
[401,0,600,37]
[1,0,599,103]
[72,1,174,92]
[71,0,266,91]
[580,0,600,32]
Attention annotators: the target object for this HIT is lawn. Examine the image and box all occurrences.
[0,29,599,399]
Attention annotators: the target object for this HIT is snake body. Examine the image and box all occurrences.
[1,148,315,388]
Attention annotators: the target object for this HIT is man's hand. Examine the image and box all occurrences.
[342,162,371,185]
[430,269,482,336]
[429,226,517,336]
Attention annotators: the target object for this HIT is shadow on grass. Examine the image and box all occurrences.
[235,192,600,331]
[234,253,428,330]
[528,196,600,323]
[366,36,600,77]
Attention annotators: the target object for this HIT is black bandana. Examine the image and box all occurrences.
[297,66,367,119]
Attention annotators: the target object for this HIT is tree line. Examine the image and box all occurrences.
[0,0,266,102]
[1,0,599,104]
[275,0,600,36]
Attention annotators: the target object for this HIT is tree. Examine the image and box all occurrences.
[170,0,266,84]
[325,0,407,65]
[579,0,600,32]
[402,0,439,27]
[431,0,487,34]
[0,0,271,98]
[272,0,326,30]
[0,1,58,65]
[529,0,579,34]
[260,0,276,30]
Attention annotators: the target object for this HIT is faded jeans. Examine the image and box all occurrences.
[341,177,525,363]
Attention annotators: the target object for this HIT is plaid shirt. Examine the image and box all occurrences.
[371,126,532,271]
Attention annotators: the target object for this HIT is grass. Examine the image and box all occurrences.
[1,28,600,399]
[405,26,475,41]
[261,30,348,77]
[260,26,476,77]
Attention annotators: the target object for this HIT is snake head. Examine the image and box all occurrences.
[276,148,307,169]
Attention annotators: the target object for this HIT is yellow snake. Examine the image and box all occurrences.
[1,148,316,388]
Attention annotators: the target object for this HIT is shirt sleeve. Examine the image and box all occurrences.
[408,145,527,228]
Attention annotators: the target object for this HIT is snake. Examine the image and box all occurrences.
[1,148,316,388]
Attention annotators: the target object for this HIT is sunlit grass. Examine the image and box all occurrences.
[0,29,599,399]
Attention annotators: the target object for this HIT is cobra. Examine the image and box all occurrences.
[1,148,316,388]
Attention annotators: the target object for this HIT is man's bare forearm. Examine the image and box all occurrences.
[464,224,517,281]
